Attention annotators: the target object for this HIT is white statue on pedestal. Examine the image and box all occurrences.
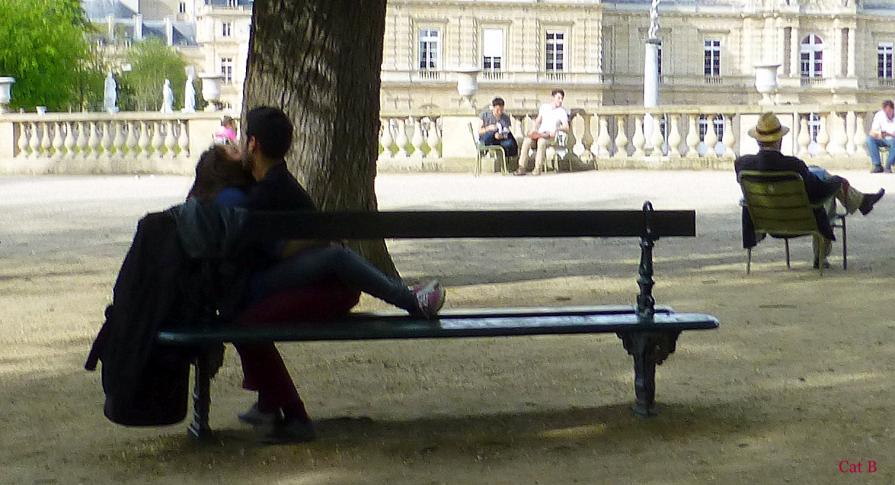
[183,72,196,113]
[648,0,661,40]
[103,72,118,113]
[161,79,174,113]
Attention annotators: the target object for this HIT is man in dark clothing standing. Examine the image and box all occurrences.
[735,112,885,268]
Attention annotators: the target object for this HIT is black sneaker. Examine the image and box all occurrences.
[812,259,831,270]
[859,189,885,216]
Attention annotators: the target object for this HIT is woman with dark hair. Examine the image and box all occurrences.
[187,144,255,203]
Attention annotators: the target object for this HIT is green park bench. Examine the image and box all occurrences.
[157,203,720,440]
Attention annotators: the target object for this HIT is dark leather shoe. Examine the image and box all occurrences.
[859,189,885,215]
[871,166,884,173]
[812,259,831,270]
[259,418,317,445]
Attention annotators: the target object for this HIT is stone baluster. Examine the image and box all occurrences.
[632,116,646,157]
[139,122,152,160]
[101,122,115,168]
[64,122,77,161]
[826,112,846,156]
[596,116,611,158]
[151,122,165,168]
[87,121,101,161]
[76,122,89,165]
[650,114,664,158]
[51,122,64,161]
[613,116,628,158]
[845,111,856,154]
[703,115,718,158]
[686,116,700,157]
[379,119,394,158]
[854,113,868,158]
[164,121,177,160]
[177,121,190,159]
[580,113,595,162]
[667,114,682,158]
[28,122,41,160]
[39,122,52,159]
[410,117,425,159]
[523,114,534,137]
[722,114,736,160]
[394,119,408,158]
[16,122,29,158]
[426,118,441,158]
[815,113,830,157]
[797,117,811,158]
[572,114,585,158]
[125,122,138,159]
[113,121,126,157]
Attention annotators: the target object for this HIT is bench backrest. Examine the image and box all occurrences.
[242,209,696,241]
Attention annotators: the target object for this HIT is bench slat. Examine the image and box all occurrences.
[158,311,718,345]
[243,210,697,240]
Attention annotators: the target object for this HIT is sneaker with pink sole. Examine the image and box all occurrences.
[410,280,446,319]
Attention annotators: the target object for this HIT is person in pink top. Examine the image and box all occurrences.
[214,116,238,145]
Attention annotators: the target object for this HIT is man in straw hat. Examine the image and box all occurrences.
[735,112,885,269]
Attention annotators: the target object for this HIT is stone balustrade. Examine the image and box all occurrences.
[0,112,230,174]
[0,105,881,175]
[378,104,881,172]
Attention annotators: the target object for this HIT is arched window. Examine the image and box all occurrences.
[800,34,824,78]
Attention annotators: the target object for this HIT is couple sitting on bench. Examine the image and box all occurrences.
[190,107,446,443]
[478,89,569,176]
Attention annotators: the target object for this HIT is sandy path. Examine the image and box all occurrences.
[0,171,893,484]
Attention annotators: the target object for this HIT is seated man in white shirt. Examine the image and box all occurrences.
[866,99,895,173]
[514,89,570,176]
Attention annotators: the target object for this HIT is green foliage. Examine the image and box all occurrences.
[119,38,188,111]
[0,0,105,111]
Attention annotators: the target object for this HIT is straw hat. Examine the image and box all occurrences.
[748,112,789,142]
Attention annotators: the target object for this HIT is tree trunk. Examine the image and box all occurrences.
[242,0,398,277]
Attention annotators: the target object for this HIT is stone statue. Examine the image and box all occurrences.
[183,72,196,113]
[648,0,661,40]
[103,72,118,113]
[161,79,174,113]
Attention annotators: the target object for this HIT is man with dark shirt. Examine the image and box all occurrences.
[479,97,519,160]
[735,113,884,268]
[235,107,444,444]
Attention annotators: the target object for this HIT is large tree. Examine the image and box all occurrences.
[243,0,397,275]
[0,0,104,110]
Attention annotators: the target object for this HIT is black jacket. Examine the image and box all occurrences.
[735,150,840,247]
[85,202,250,426]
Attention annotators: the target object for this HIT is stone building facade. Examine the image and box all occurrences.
[380,0,895,113]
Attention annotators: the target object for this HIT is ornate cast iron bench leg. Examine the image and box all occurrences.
[188,351,213,440]
[618,331,680,417]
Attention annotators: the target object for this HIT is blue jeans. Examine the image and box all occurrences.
[480,130,519,157]
[252,245,418,313]
[865,136,895,168]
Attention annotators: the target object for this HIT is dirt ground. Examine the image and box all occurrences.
[1,171,893,485]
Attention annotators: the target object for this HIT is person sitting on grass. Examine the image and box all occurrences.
[187,108,446,444]
[735,112,885,269]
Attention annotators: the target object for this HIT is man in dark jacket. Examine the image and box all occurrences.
[735,112,885,268]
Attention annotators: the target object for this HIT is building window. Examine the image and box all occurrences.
[800,34,823,78]
[704,39,721,77]
[178,1,186,14]
[222,22,232,37]
[482,28,503,72]
[220,57,233,84]
[657,42,662,78]
[546,31,565,72]
[879,43,894,79]
[807,113,820,143]
[418,29,440,70]
[227,0,238,7]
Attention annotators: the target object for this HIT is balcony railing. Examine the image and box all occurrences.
[801,76,826,87]
[704,76,722,85]
[879,78,895,88]
[416,70,443,81]
[481,70,504,81]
